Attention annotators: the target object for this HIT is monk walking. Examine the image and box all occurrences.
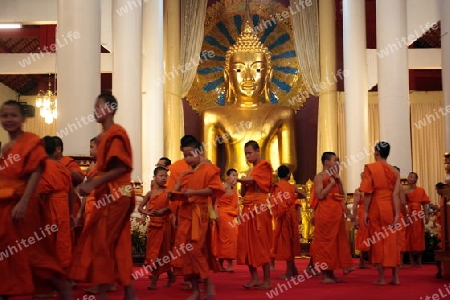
[0,100,72,300]
[215,168,239,272]
[271,165,302,279]
[69,94,137,300]
[311,152,353,284]
[170,139,224,300]
[360,141,401,285]
[237,140,274,289]
[139,167,176,290]
[405,172,430,267]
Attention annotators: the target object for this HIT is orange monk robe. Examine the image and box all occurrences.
[405,187,430,252]
[271,180,300,260]
[172,163,224,279]
[0,132,63,296]
[360,162,399,267]
[37,159,73,269]
[215,189,239,259]
[354,190,370,252]
[310,183,318,210]
[84,166,98,225]
[236,160,274,267]
[145,190,174,274]
[69,124,135,286]
[311,176,353,270]
[396,211,407,253]
[60,156,84,215]
[167,159,190,218]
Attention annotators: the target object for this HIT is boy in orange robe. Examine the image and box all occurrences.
[53,136,85,246]
[215,168,239,272]
[38,136,74,270]
[360,141,401,285]
[237,140,274,290]
[170,139,224,300]
[405,171,430,267]
[352,172,370,268]
[0,100,72,300]
[69,94,136,300]
[271,165,303,279]
[311,152,353,284]
[138,167,176,290]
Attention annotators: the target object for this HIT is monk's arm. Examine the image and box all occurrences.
[352,190,360,217]
[423,202,430,220]
[22,165,42,204]
[138,191,152,215]
[88,158,129,190]
[12,166,43,220]
[68,186,74,216]
[363,193,372,216]
[393,176,400,219]
[399,188,407,217]
[185,187,213,197]
[70,170,84,186]
[238,177,254,184]
[314,174,334,200]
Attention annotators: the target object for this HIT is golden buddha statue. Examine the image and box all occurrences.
[201,3,297,174]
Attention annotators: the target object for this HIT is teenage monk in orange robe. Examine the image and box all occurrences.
[352,173,370,269]
[271,165,301,279]
[0,100,71,300]
[311,152,353,284]
[215,168,239,272]
[170,139,224,300]
[69,94,136,300]
[236,140,273,290]
[405,171,430,267]
[360,141,400,285]
[138,167,175,290]
[53,136,85,247]
[38,136,74,270]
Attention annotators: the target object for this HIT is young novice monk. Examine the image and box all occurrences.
[139,167,176,290]
[171,139,224,300]
[215,168,239,272]
[69,94,136,300]
[0,100,72,300]
[271,165,304,279]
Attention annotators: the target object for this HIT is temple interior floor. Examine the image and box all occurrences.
[15,258,450,300]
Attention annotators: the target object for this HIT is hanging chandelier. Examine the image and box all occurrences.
[35,76,57,124]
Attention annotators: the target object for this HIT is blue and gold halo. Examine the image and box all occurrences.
[186,0,309,113]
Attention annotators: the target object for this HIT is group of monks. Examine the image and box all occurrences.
[0,94,440,300]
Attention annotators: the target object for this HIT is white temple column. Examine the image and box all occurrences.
[142,0,164,192]
[56,0,100,155]
[442,0,450,151]
[112,0,142,181]
[343,0,369,190]
[376,0,412,174]
[317,0,338,172]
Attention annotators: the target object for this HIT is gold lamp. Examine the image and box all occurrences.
[35,75,57,124]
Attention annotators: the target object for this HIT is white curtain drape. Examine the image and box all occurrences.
[180,0,207,97]
[289,0,321,96]
[410,91,445,204]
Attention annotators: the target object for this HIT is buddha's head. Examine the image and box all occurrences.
[224,20,272,105]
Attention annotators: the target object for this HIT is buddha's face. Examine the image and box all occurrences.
[228,52,269,100]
